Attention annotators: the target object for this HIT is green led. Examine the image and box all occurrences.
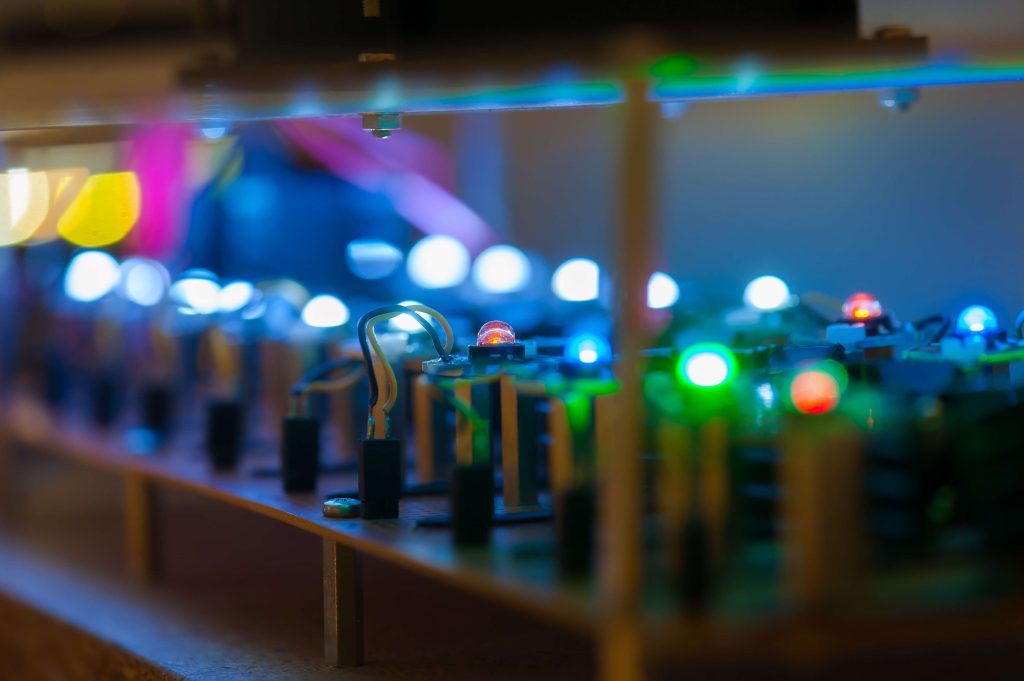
[675,343,737,389]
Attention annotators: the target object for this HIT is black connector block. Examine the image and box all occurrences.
[141,385,175,439]
[281,416,321,493]
[557,485,595,578]
[678,517,711,613]
[451,464,493,546]
[359,438,402,519]
[206,400,244,470]
[90,373,120,428]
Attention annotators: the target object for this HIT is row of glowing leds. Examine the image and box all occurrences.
[63,251,352,329]
[358,236,682,308]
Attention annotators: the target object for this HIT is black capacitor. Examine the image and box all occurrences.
[556,484,595,578]
[206,400,244,470]
[359,438,402,519]
[281,416,321,493]
[451,464,493,545]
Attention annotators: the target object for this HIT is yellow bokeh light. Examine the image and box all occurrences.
[58,171,141,247]
[0,169,51,246]
[30,167,88,244]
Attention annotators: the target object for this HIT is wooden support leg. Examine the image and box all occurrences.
[323,538,363,667]
[123,473,157,583]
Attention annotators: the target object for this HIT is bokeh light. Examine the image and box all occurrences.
[171,276,221,315]
[64,251,120,302]
[218,281,255,313]
[676,343,736,388]
[647,272,680,309]
[119,257,169,307]
[472,245,532,294]
[790,369,841,415]
[346,238,403,280]
[552,258,600,302]
[58,172,141,247]
[0,168,50,246]
[301,294,350,328]
[743,275,791,311]
[407,235,470,289]
[565,333,612,365]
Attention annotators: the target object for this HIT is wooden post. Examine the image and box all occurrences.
[323,538,364,667]
[414,375,437,483]
[123,473,157,583]
[600,71,657,681]
[780,415,865,611]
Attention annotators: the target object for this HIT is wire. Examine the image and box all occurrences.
[912,314,950,344]
[367,304,455,414]
[291,357,361,396]
[357,304,453,438]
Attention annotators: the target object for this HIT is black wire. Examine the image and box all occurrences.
[357,305,451,409]
[912,314,950,344]
[290,357,361,396]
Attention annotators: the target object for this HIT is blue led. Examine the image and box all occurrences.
[565,333,611,365]
[957,305,998,334]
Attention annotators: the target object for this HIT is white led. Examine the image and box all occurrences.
[743,275,792,311]
[647,272,679,309]
[407,235,470,289]
[472,245,532,294]
[552,258,600,302]
[64,251,120,302]
[301,294,350,328]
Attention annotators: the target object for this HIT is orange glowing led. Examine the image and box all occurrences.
[790,370,841,415]
[476,320,515,346]
[842,292,883,321]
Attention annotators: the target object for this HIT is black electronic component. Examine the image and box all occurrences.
[468,342,526,362]
[141,385,175,440]
[90,373,120,428]
[281,416,321,492]
[556,484,594,578]
[451,464,493,545]
[359,438,402,519]
[206,400,244,470]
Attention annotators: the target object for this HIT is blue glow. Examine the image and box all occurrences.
[301,294,350,328]
[64,251,120,302]
[170,277,221,315]
[647,272,679,309]
[651,59,1024,102]
[472,245,532,294]
[346,238,403,280]
[957,305,998,334]
[200,125,229,140]
[552,258,600,302]
[119,257,168,307]
[218,281,255,313]
[407,235,470,289]
[565,333,611,365]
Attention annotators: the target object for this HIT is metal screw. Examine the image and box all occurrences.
[361,112,401,139]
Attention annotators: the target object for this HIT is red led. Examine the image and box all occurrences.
[476,320,515,346]
[790,370,840,415]
[842,292,883,321]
